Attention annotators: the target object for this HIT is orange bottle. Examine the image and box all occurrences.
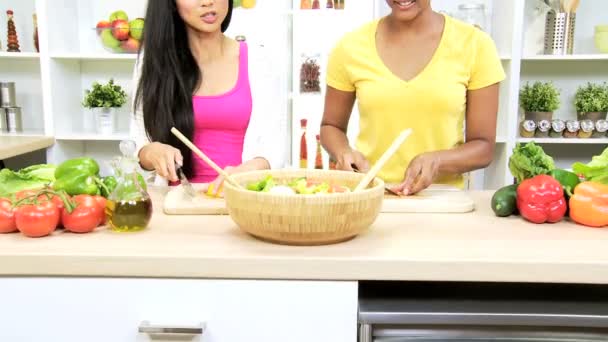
[299,119,308,169]
[300,0,311,9]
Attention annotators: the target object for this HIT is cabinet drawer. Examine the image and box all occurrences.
[0,278,357,342]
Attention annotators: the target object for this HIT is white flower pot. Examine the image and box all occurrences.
[93,107,116,135]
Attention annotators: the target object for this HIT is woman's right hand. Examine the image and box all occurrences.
[139,142,183,182]
[334,149,370,172]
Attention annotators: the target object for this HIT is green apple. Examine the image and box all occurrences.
[109,10,128,22]
[129,18,145,41]
[234,0,242,7]
[101,29,121,50]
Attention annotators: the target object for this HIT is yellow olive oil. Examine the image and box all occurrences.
[105,198,153,232]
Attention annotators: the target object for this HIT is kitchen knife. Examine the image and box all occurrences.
[176,166,197,198]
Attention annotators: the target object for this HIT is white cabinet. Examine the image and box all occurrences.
[0,278,357,342]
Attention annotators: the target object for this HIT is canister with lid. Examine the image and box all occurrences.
[535,120,551,138]
[594,119,608,138]
[0,108,8,133]
[563,120,580,138]
[578,119,594,138]
[550,119,565,138]
[519,120,536,138]
[5,107,22,133]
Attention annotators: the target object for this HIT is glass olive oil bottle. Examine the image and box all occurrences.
[106,140,153,232]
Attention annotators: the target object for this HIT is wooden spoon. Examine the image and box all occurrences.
[569,0,580,12]
[353,129,412,192]
[171,127,244,189]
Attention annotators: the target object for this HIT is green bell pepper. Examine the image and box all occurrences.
[100,174,147,198]
[55,157,100,179]
[548,169,580,197]
[53,172,101,196]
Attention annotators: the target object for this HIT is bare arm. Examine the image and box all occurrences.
[435,83,499,174]
[395,83,500,194]
[320,86,369,171]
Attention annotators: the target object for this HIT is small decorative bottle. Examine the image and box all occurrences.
[315,134,323,169]
[312,0,321,9]
[105,140,153,233]
[6,10,21,52]
[326,0,334,8]
[299,119,308,169]
[300,0,311,9]
[33,14,39,53]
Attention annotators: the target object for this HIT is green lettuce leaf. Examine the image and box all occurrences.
[572,147,608,184]
[508,142,555,183]
[0,168,54,197]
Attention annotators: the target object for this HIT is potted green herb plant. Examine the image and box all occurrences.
[574,82,608,122]
[519,81,561,122]
[82,79,127,135]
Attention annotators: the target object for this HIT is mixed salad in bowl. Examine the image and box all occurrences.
[246,175,351,195]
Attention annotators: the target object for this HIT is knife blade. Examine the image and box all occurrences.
[176,166,197,198]
[351,164,402,196]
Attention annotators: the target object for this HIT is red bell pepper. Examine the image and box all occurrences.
[516,175,567,224]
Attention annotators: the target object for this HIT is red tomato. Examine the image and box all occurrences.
[14,189,38,201]
[62,195,103,233]
[93,195,107,225]
[15,201,59,238]
[0,198,17,233]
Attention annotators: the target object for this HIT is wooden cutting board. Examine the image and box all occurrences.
[164,184,475,215]
[163,184,228,215]
[382,184,475,213]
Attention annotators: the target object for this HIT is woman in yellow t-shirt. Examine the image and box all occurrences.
[320,0,505,195]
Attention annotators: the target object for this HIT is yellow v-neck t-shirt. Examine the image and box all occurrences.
[326,14,505,187]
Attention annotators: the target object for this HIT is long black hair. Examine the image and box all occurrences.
[135,0,234,178]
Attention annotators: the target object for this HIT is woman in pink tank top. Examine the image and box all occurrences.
[131,0,284,196]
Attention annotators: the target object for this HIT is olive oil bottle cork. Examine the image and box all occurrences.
[578,120,594,139]
[549,119,565,138]
[594,120,608,138]
[535,120,551,138]
[519,120,536,138]
[563,120,580,138]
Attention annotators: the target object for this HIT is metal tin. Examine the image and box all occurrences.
[535,120,551,137]
[5,107,22,133]
[0,108,7,132]
[563,120,580,138]
[578,119,594,138]
[544,11,576,55]
[549,119,565,138]
[0,82,17,107]
[594,120,608,138]
[519,120,536,138]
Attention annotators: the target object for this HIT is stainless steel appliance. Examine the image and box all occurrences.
[359,282,608,342]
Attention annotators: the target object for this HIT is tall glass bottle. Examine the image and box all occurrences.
[315,134,323,169]
[105,140,153,232]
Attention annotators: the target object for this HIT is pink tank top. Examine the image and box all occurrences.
[191,41,252,183]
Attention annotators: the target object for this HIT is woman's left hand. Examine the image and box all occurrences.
[390,152,442,196]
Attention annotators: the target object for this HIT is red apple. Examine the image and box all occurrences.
[111,19,130,41]
[120,37,140,53]
[96,20,111,35]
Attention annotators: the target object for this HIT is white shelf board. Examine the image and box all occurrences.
[517,138,608,144]
[0,52,40,59]
[50,53,138,61]
[496,136,508,143]
[55,133,131,141]
[0,131,48,137]
[522,54,608,61]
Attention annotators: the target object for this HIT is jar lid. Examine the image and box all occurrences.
[522,120,536,132]
[566,120,580,132]
[596,120,608,133]
[580,119,595,132]
[538,120,551,132]
[551,119,566,132]
[458,3,485,10]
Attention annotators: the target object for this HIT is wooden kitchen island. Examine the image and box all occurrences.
[1,191,607,341]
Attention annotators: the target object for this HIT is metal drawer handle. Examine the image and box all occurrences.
[138,321,205,335]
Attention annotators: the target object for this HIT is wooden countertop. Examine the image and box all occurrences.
[0,135,55,160]
[1,190,608,284]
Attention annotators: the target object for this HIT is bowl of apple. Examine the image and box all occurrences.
[95,10,144,54]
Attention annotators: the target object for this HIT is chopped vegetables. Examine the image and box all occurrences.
[246,176,351,195]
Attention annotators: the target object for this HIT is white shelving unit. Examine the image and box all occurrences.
[2,0,606,188]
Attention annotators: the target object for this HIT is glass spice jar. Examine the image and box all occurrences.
[563,120,580,138]
[326,0,334,8]
[334,0,345,10]
[535,120,551,138]
[457,3,487,32]
[578,120,594,138]
[519,120,536,138]
[300,53,321,93]
[593,120,608,138]
[550,119,565,138]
